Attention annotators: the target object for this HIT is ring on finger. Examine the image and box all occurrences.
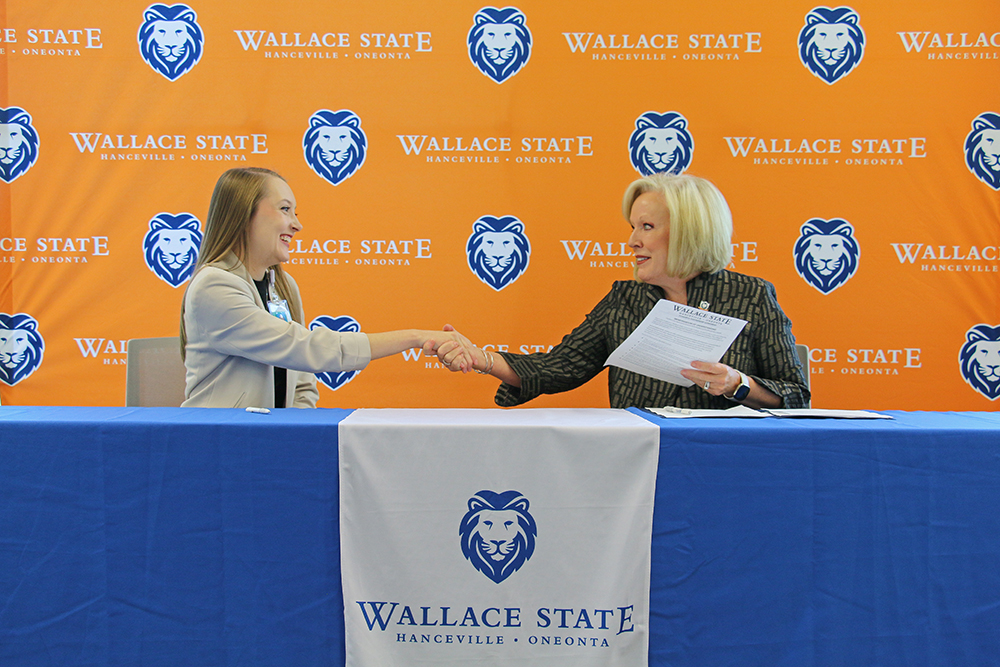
[704,381,711,391]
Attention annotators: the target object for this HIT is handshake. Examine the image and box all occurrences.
[421,324,486,374]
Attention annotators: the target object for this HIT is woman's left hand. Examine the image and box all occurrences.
[681,361,741,398]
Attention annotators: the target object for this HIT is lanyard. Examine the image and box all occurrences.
[265,269,292,322]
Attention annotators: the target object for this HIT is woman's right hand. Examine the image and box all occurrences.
[424,325,521,387]
[423,324,484,373]
[366,326,474,371]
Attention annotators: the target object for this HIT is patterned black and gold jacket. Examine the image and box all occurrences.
[495,271,810,409]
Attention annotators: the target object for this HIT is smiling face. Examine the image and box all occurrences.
[628,191,672,289]
[246,176,300,280]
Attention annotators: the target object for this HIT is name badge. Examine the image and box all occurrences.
[268,299,292,322]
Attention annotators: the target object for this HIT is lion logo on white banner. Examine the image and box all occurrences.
[460,490,537,584]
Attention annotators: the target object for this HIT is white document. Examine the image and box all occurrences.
[646,406,892,419]
[647,405,767,418]
[605,300,747,386]
[763,408,892,419]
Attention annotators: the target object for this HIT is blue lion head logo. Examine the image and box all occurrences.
[798,6,865,84]
[628,111,694,176]
[467,6,532,83]
[142,212,202,287]
[0,107,40,184]
[466,215,530,291]
[460,490,537,584]
[303,110,367,186]
[309,316,362,390]
[959,324,1000,400]
[137,4,204,81]
[964,112,1000,191]
[0,313,45,386]
[793,218,860,294]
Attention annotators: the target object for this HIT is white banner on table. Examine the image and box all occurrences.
[339,408,660,667]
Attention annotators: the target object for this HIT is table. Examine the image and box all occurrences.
[641,409,1000,666]
[1,407,998,666]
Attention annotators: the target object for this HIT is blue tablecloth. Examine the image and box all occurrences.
[1,407,998,666]
[632,409,1000,667]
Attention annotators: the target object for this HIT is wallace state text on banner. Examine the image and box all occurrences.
[338,408,660,666]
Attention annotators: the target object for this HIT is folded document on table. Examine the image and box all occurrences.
[647,405,892,419]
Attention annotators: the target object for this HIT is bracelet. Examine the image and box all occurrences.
[474,349,495,375]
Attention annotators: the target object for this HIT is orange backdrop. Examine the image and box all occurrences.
[1,1,998,410]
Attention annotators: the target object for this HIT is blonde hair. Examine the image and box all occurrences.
[621,173,733,278]
[180,168,302,360]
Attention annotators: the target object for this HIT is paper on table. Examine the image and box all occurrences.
[763,408,892,419]
[605,299,748,386]
[648,405,767,418]
[646,406,892,419]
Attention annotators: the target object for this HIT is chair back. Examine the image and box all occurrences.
[796,343,811,407]
[125,337,187,407]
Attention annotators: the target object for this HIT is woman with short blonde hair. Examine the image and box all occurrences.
[432,173,808,410]
[621,173,733,278]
